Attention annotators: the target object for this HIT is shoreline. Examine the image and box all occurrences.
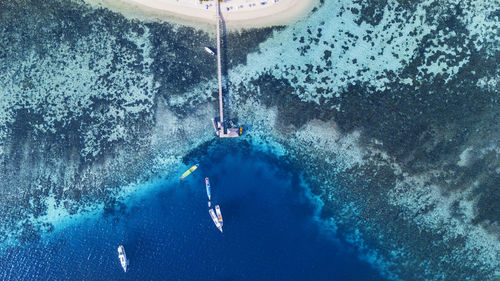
[82,0,319,31]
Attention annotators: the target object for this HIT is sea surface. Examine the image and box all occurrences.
[0,145,383,280]
[0,0,499,280]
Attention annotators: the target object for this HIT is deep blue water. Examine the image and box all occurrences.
[0,145,383,280]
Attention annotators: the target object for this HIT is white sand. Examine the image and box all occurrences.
[82,0,318,30]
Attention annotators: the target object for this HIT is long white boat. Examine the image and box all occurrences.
[215,205,223,226]
[209,208,223,232]
[118,245,129,272]
[205,177,212,201]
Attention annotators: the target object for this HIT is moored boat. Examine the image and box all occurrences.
[180,164,199,180]
[215,205,223,226]
[204,46,216,56]
[205,177,211,201]
[209,208,223,232]
[215,205,224,225]
[118,245,129,272]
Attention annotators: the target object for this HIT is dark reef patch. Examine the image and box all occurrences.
[247,74,328,129]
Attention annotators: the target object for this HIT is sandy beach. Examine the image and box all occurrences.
[82,0,318,30]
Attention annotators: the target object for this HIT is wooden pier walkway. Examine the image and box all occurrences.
[216,0,224,126]
[213,0,241,138]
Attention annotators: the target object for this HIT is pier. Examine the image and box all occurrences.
[212,0,241,138]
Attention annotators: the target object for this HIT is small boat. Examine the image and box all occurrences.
[239,126,243,135]
[180,164,199,180]
[118,245,129,272]
[205,177,212,201]
[204,46,216,56]
[211,118,219,136]
[209,208,223,232]
[215,205,223,226]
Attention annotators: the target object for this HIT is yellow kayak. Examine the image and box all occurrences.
[180,164,199,180]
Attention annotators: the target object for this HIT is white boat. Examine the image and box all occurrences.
[215,205,223,226]
[118,245,129,272]
[209,208,223,232]
[205,177,212,201]
[204,46,216,56]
